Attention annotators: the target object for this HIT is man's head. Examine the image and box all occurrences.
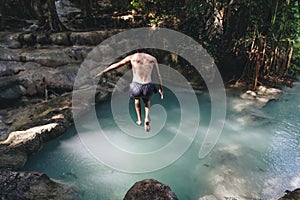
[134,48,153,55]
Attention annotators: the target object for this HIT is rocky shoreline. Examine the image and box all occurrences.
[0,30,115,199]
[0,30,298,199]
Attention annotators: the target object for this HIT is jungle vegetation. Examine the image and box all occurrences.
[1,0,299,89]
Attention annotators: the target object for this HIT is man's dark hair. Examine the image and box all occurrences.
[134,48,153,55]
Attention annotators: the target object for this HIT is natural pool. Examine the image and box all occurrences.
[24,83,300,199]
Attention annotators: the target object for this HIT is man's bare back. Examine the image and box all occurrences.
[95,52,163,132]
[131,53,156,84]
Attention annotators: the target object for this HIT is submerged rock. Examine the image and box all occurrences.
[124,179,178,200]
[239,85,282,109]
[0,170,81,199]
[197,145,264,200]
[227,85,282,127]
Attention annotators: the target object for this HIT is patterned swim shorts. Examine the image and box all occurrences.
[129,82,158,102]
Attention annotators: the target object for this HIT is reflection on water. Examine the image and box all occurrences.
[24,85,300,199]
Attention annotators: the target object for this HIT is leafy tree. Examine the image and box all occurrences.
[129,0,300,88]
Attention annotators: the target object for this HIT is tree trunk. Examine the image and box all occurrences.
[45,0,67,32]
[0,0,5,30]
[81,0,92,18]
[33,0,46,26]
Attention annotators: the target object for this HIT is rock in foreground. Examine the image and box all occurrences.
[0,170,81,199]
[279,188,300,200]
[124,179,178,200]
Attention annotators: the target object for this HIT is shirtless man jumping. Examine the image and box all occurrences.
[95,52,163,132]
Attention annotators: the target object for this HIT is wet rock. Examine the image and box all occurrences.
[0,48,20,61]
[36,33,51,45]
[0,170,81,199]
[8,40,22,49]
[50,32,71,46]
[16,62,79,96]
[279,188,300,200]
[70,30,122,46]
[124,179,178,200]
[0,75,26,106]
[0,32,21,49]
[0,61,79,104]
[0,84,24,100]
[23,47,90,67]
[1,46,91,67]
[6,94,72,131]
[70,31,103,45]
[0,147,27,170]
[0,63,18,77]
[22,33,36,46]
[0,114,9,141]
[22,49,79,67]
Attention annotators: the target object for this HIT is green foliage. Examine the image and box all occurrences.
[127,0,300,84]
[130,0,144,10]
[2,0,299,83]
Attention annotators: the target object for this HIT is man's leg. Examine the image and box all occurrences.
[134,98,142,125]
[144,99,151,132]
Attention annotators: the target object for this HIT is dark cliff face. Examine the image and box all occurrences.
[124,179,178,200]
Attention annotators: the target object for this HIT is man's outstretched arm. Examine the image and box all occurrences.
[154,59,163,98]
[94,55,133,78]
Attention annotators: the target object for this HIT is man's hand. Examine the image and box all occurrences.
[159,88,163,99]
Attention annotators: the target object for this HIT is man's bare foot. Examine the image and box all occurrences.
[145,121,150,132]
[136,120,142,126]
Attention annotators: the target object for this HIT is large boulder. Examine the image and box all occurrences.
[124,179,178,200]
[0,170,81,199]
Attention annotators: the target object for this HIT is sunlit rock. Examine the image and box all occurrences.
[0,123,59,147]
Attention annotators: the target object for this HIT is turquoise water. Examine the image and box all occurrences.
[24,84,300,199]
